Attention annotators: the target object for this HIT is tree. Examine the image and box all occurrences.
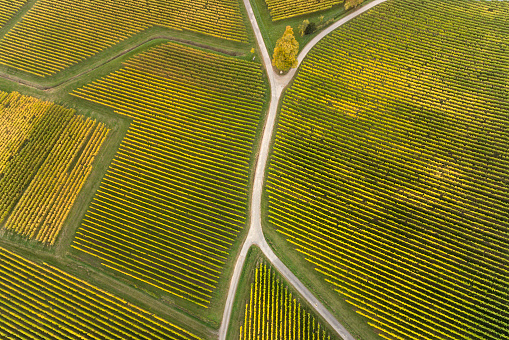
[272,26,299,72]
[298,20,317,37]
[304,22,316,35]
[345,0,364,10]
[298,19,310,37]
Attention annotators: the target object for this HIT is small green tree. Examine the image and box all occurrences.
[298,19,316,36]
[304,21,316,35]
[298,19,310,37]
[345,0,364,10]
[272,26,299,72]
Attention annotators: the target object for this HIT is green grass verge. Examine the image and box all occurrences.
[249,0,380,72]
[226,244,348,340]
[249,0,347,59]
[225,245,265,340]
[0,25,251,89]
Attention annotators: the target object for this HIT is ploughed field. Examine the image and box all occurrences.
[0,0,248,77]
[267,0,509,339]
[239,261,337,340]
[0,91,108,246]
[0,246,202,339]
[71,42,266,307]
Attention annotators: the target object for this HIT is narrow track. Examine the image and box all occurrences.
[219,1,388,339]
[0,35,242,92]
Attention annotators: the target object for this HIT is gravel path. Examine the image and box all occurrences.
[219,1,388,339]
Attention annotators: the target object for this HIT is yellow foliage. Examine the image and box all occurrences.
[272,26,299,72]
[345,0,364,10]
[264,0,341,21]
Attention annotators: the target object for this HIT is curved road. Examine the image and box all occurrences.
[219,0,388,339]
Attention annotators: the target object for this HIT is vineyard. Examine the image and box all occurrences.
[0,246,202,339]
[0,91,109,246]
[264,0,341,21]
[70,42,266,307]
[0,0,26,27]
[239,261,335,340]
[267,0,509,339]
[0,0,248,77]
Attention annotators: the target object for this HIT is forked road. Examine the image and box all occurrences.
[219,0,388,339]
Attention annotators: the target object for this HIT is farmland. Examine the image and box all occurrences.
[266,0,509,339]
[1,0,508,338]
[0,0,26,27]
[0,246,201,339]
[264,0,341,21]
[0,91,109,246]
[0,0,249,77]
[70,41,266,309]
[239,259,337,340]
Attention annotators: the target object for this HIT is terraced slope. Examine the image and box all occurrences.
[266,0,509,339]
[0,0,26,27]
[0,247,202,339]
[239,261,337,340]
[0,0,248,77]
[264,0,341,21]
[0,91,109,246]
[71,42,266,308]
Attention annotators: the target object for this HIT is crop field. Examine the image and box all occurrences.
[263,0,341,21]
[0,246,201,339]
[70,42,266,307]
[239,261,335,340]
[0,0,248,77]
[267,0,509,339]
[0,91,109,246]
[0,0,26,27]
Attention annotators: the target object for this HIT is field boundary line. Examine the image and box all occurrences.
[0,35,242,92]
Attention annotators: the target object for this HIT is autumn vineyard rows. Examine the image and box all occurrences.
[0,0,248,77]
[0,0,508,338]
[239,262,335,340]
[0,246,202,339]
[0,0,26,27]
[263,0,341,21]
[71,42,266,307]
[267,0,509,339]
[0,91,108,246]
